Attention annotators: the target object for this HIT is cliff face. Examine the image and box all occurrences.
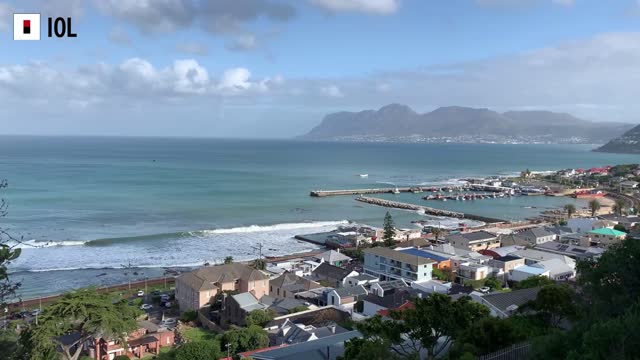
[596,124,640,154]
[300,104,633,143]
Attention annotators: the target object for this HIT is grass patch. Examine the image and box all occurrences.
[181,326,217,342]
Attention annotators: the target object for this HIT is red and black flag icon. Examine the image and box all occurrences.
[23,20,31,34]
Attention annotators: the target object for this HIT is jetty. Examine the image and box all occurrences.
[355,196,506,223]
[310,186,465,197]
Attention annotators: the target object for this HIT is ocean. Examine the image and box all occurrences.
[1,136,638,299]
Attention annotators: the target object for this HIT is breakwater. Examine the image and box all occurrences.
[355,196,506,223]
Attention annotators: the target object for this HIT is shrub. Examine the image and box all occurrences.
[181,310,198,322]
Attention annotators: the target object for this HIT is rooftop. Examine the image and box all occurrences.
[178,263,268,291]
[482,287,542,314]
[399,248,450,262]
[311,263,353,281]
[512,265,548,275]
[331,285,368,298]
[364,247,436,266]
[589,228,626,237]
[494,255,522,263]
[314,250,352,264]
[252,330,361,360]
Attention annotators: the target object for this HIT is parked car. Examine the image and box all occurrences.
[140,304,153,310]
[478,286,491,294]
[160,294,170,301]
[137,290,145,297]
[151,290,161,296]
[164,301,172,308]
[31,308,42,316]
[163,318,176,327]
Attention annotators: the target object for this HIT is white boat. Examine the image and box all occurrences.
[359,174,368,178]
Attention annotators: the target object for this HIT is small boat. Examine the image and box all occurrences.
[392,188,400,194]
[359,174,369,178]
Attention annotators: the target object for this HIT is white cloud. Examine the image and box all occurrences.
[320,85,344,97]
[310,0,399,14]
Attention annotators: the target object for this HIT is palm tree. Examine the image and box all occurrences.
[431,227,443,242]
[564,204,577,219]
[224,256,234,264]
[588,199,601,217]
[612,199,626,216]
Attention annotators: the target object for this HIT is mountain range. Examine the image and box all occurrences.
[300,104,634,144]
[595,124,640,154]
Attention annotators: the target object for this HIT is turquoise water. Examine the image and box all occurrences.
[0,136,638,297]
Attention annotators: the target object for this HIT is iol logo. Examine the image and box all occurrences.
[13,13,78,41]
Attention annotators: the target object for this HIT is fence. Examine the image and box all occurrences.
[477,342,531,360]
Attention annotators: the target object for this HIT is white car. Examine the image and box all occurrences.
[164,301,172,308]
[163,318,176,326]
[137,290,145,297]
[140,304,153,311]
[478,286,491,294]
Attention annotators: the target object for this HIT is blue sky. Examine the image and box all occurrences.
[1,0,640,137]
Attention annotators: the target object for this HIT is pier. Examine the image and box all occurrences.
[355,196,506,223]
[310,186,465,197]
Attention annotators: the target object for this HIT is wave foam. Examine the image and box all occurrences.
[195,220,349,235]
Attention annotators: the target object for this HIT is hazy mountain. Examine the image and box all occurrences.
[595,124,640,154]
[300,104,633,143]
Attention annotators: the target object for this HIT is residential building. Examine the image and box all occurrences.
[446,231,500,252]
[509,249,576,269]
[176,263,269,311]
[515,227,556,245]
[274,319,349,345]
[344,273,379,287]
[264,306,352,332]
[488,255,525,273]
[580,228,627,248]
[620,180,639,191]
[411,279,452,295]
[222,292,310,326]
[363,247,435,283]
[251,331,362,360]
[597,215,640,231]
[270,272,322,299]
[88,320,175,360]
[293,287,333,307]
[534,241,604,260]
[397,247,451,269]
[498,233,529,247]
[458,262,490,281]
[509,265,549,282]
[531,259,575,280]
[306,263,358,288]
[473,287,542,318]
[326,285,368,309]
[312,250,352,267]
[369,279,409,297]
[361,287,418,317]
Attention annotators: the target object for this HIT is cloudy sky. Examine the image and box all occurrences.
[1,0,640,138]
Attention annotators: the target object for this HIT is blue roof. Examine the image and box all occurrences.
[513,265,547,275]
[400,248,448,262]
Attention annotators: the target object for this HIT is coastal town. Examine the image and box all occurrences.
[3,163,640,360]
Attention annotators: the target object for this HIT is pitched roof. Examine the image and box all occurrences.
[512,265,548,275]
[331,285,368,298]
[312,263,352,281]
[531,259,575,277]
[375,279,408,292]
[494,255,522,263]
[589,228,626,236]
[252,331,361,360]
[270,272,321,293]
[520,227,555,239]
[364,247,436,266]
[498,234,529,247]
[481,287,541,313]
[461,231,497,242]
[232,292,268,312]
[178,263,268,291]
[314,250,352,263]
[534,241,604,259]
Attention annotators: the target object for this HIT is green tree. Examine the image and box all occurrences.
[340,337,401,360]
[221,325,269,355]
[253,258,266,270]
[564,204,577,219]
[612,198,626,216]
[346,294,489,360]
[382,212,396,247]
[450,316,529,357]
[0,180,21,306]
[224,256,234,264]
[245,309,275,327]
[513,276,554,290]
[22,288,141,360]
[613,224,627,233]
[175,341,221,360]
[588,199,601,217]
[483,277,501,290]
[528,285,577,327]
